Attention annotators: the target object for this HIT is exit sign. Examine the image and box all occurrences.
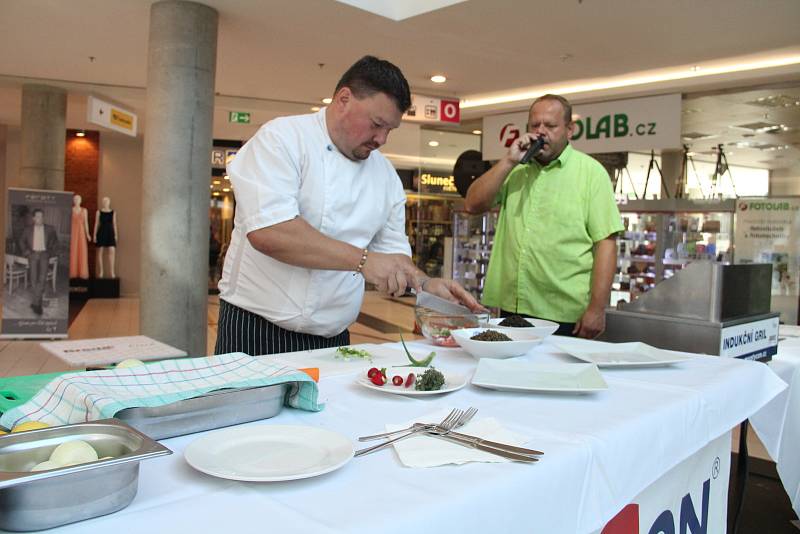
[228,111,251,124]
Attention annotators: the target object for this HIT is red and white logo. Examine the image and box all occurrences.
[440,100,460,123]
[500,123,520,148]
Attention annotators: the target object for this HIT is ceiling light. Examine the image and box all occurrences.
[212,191,220,197]
[431,75,447,84]
[321,98,332,104]
[209,184,214,189]
[691,66,701,72]
[461,54,800,109]
[212,180,221,185]
[75,130,86,137]
[223,174,230,180]
[311,106,320,111]
[428,140,440,147]
[222,187,230,192]
[472,129,482,135]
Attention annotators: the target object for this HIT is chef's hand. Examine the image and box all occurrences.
[421,278,488,313]
[573,304,605,339]
[361,252,417,298]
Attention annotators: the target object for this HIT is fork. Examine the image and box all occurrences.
[358,407,477,442]
[354,408,464,457]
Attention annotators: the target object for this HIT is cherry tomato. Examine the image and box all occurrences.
[404,373,415,388]
[370,373,386,386]
[367,367,380,379]
[392,375,403,386]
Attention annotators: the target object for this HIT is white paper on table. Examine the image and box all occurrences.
[386,410,529,468]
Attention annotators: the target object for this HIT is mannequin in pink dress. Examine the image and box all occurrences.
[70,194,91,279]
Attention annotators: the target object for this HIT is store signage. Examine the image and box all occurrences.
[404,94,460,124]
[228,111,251,124]
[1,188,73,339]
[735,196,800,325]
[481,94,681,160]
[86,95,138,137]
[419,173,458,194]
[211,148,239,169]
[718,316,779,360]
[595,433,730,534]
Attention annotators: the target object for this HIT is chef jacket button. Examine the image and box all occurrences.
[327,145,333,151]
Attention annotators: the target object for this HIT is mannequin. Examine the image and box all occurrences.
[70,195,91,279]
[94,196,118,278]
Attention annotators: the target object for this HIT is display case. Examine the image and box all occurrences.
[613,199,735,305]
[405,193,463,278]
[450,209,499,300]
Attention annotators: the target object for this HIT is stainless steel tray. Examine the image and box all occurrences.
[0,418,171,532]
[114,382,289,440]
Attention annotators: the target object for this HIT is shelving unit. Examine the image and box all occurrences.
[405,192,463,278]
[451,209,499,300]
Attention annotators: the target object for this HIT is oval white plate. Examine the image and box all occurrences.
[184,425,354,482]
[356,368,468,396]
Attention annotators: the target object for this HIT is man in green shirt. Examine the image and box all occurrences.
[465,94,623,338]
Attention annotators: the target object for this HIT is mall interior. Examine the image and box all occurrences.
[0,1,799,533]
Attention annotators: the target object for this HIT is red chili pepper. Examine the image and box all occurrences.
[404,373,415,388]
[392,375,403,386]
[370,373,386,386]
[367,367,380,379]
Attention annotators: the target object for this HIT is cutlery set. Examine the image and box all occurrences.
[355,407,542,463]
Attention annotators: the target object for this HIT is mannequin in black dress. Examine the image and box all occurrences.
[94,196,118,278]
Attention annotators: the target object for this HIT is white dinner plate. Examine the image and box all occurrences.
[556,341,694,368]
[471,359,608,393]
[184,425,354,482]
[356,367,468,396]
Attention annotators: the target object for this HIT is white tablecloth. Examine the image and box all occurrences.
[34,337,785,534]
[750,325,800,515]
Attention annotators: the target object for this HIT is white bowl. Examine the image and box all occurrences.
[450,328,543,359]
[481,317,559,339]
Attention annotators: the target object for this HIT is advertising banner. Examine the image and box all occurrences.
[735,197,800,324]
[596,432,731,534]
[403,94,460,125]
[482,94,682,161]
[87,95,138,137]
[1,188,73,338]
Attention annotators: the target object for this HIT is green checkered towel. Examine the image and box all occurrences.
[0,353,322,430]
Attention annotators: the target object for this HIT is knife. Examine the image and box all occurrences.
[427,432,539,462]
[445,430,544,456]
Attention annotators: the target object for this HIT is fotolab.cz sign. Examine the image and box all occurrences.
[87,95,138,137]
[481,94,681,160]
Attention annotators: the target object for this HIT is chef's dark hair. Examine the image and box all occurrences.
[334,55,412,113]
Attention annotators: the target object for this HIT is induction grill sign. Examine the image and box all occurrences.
[718,316,779,360]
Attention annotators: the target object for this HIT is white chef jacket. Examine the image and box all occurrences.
[218,108,411,337]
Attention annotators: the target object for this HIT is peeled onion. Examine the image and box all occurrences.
[115,358,145,369]
[49,440,98,466]
[31,460,60,472]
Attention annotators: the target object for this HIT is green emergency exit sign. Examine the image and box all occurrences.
[229,111,251,124]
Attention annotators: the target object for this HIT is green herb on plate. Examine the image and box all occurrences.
[415,368,446,391]
[335,346,373,362]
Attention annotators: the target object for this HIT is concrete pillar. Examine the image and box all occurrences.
[660,149,684,198]
[140,0,217,355]
[19,84,66,190]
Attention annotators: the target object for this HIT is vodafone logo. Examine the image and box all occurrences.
[440,100,460,123]
[500,123,520,147]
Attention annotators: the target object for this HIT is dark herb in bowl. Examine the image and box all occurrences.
[414,368,446,391]
[471,330,512,342]
[498,315,531,328]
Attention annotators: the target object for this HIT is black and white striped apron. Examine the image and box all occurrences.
[214,299,350,356]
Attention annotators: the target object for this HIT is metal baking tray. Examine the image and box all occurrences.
[0,418,171,532]
[114,382,290,440]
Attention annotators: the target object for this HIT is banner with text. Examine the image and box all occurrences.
[482,94,682,160]
[404,94,460,124]
[735,197,800,325]
[1,188,73,339]
[87,95,138,137]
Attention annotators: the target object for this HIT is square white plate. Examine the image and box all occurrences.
[471,359,608,393]
[556,341,693,368]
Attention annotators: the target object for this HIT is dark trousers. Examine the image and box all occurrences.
[28,252,49,306]
[215,299,350,356]
[500,309,577,337]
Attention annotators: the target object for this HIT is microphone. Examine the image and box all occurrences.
[519,136,545,164]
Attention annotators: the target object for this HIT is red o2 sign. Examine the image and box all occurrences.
[440,100,460,123]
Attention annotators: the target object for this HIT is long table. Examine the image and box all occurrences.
[36,336,784,534]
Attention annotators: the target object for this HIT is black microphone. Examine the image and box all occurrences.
[519,136,545,164]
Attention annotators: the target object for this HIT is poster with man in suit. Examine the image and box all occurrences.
[1,188,72,338]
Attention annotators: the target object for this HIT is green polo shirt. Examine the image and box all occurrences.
[482,144,623,322]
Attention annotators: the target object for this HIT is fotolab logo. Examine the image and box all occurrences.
[739,202,748,211]
[741,201,796,211]
[499,123,520,147]
[602,479,712,534]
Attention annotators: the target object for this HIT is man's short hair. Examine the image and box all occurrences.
[334,55,412,113]
[531,94,573,124]
[32,208,43,216]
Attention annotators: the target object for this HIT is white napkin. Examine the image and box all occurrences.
[387,409,528,468]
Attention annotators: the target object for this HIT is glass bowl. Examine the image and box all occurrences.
[414,306,487,347]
